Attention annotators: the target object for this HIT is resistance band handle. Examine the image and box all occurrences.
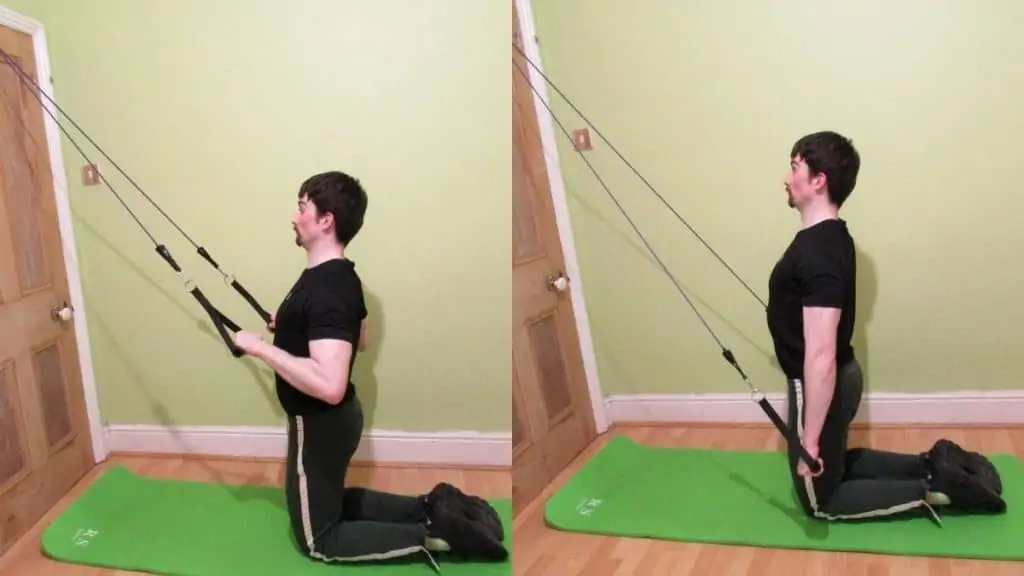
[723,347,821,473]
[229,280,272,324]
[186,287,245,358]
[212,308,241,333]
[195,246,272,324]
[755,397,822,475]
[156,244,242,356]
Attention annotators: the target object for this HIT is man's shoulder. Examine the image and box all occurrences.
[794,232,853,280]
[798,219,852,247]
[308,259,362,291]
[304,260,366,320]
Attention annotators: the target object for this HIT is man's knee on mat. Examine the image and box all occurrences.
[292,532,314,557]
[793,487,846,521]
[790,470,842,519]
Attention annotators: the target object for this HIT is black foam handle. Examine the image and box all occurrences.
[186,286,245,358]
[756,397,822,474]
[230,280,272,324]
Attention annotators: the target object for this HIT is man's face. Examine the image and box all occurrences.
[783,154,824,209]
[291,195,330,247]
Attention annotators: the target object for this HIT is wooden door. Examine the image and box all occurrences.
[512,6,598,514]
[0,26,96,556]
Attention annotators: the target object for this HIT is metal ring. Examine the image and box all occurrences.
[177,272,195,292]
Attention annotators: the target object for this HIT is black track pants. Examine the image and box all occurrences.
[787,358,938,522]
[284,394,435,566]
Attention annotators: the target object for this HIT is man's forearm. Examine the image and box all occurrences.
[250,340,345,404]
[801,349,836,445]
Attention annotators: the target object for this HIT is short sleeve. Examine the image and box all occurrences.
[306,287,359,344]
[799,251,845,309]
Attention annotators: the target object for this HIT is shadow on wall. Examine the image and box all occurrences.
[852,247,878,417]
[352,288,384,430]
[564,183,776,363]
[72,212,285,416]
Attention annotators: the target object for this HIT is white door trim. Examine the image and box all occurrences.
[0,6,107,463]
[514,0,608,434]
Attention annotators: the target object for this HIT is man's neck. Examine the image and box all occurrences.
[305,240,344,268]
[799,202,839,229]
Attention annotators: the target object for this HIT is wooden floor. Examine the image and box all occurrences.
[4,425,1022,575]
[0,454,511,575]
[513,424,1024,576]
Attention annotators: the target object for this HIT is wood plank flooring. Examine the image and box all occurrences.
[512,424,1024,575]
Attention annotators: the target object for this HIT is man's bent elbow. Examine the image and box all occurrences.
[321,381,347,405]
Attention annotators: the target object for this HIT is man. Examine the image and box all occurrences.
[231,171,505,568]
[766,131,982,522]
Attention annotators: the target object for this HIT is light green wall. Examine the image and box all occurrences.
[531,1,1024,397]
[7,1,509,431]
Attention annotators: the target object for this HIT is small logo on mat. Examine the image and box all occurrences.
[575,498,603,517]
[72,528,100,547]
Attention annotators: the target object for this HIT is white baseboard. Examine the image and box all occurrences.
[605,390,1024,425]
[103,425,511,468]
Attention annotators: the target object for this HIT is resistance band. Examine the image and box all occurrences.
[512,43,822,474]
[0,48,270,358]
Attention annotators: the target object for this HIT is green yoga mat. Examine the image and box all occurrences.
[545,436,1024,561]
[42,465,510,575]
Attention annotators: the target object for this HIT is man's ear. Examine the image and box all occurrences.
[318,211,334,231]
[811,171,827,193]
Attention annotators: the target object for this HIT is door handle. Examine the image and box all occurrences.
[546,271,570,293]
[51,301,74,322]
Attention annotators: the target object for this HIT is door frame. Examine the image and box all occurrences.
[0,6,106,463]
[514,0,608,434]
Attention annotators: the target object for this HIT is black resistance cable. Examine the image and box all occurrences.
[0,47,271,358]
[512,43,822,475]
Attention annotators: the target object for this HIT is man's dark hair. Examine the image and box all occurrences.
[790,131,861,208]
[298,171,368,246]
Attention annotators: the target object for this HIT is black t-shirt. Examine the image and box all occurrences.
[766,218,856,381]
[272,258,366,415]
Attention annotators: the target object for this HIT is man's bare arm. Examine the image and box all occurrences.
[801,305,841,445]
[250,338,352,405]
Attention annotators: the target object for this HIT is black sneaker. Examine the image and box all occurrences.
[425,498,508,562]
[925,439,1006,514]
[426,482,504,542]
[925,439,1004,495]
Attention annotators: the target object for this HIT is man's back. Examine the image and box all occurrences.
[767,218,857,380]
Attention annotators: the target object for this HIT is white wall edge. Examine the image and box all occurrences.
[0,7,107,463]
[515,0,608,434]
[104,425,512,468]
[605,390,1024,425]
